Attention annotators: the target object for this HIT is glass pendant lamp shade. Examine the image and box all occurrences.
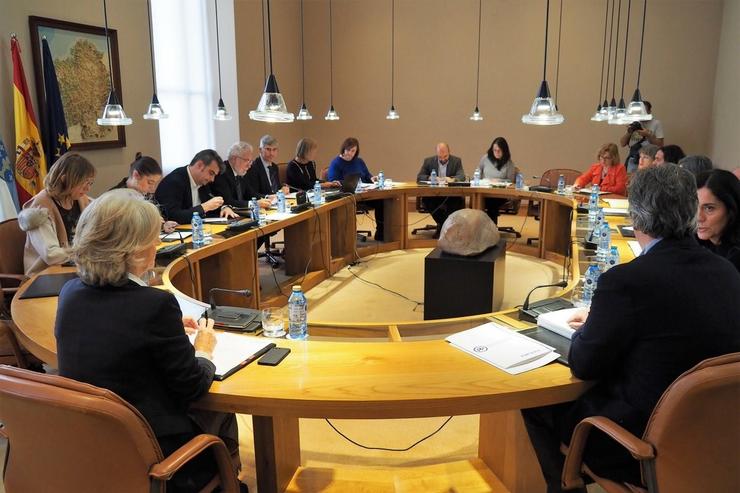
[249,74,294,123]
[213,97,232,121]
[325,105,339,121]
[143,93,168,119]
[470,106,483,121]
[386,105,399,120]
[522,80,564,125]
[590,104,608,121]
[608,97,628,125]
[624,88,652,122]
[98,90,133,126]
[296,102,313,120]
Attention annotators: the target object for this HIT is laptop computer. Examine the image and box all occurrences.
[340,174,361,193]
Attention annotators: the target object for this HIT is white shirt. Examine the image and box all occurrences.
[628,118,664,147]
[438,159,448,179]
[186,166,201,206]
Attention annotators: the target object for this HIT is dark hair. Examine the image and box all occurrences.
[678,155,713,178]
[643,100,652,113]
[658,144,685,165]
[340,137,360,158]
[189,149,224,173]
[486,137,511,171]
[696,169,740,245]
[128,155,162,178]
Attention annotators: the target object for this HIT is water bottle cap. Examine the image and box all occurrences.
[292,285,302,291]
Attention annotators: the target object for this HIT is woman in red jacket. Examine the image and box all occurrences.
[574,143,628,195]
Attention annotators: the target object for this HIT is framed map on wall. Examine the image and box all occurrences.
[29,16,126,150]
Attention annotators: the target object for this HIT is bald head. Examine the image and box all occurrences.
[436,143,450,162]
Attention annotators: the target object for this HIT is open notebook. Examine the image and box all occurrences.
[188,332,274,380]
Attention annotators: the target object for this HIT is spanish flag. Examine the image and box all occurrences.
[11,35,47,205]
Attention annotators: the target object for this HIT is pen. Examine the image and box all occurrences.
[218,343,276,380]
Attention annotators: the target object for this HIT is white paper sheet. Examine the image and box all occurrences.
[160,231,192,241]
[446,322,560,374]
[188,332,273,378]
[604,198,629,209]
[203,217,230,224]
[537,308,581,339]
[266,212,295,221]
[172,291,209,321]
[602,208,630,216]
[628,240,643,256]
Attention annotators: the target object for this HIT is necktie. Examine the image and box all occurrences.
[236,176,244,201]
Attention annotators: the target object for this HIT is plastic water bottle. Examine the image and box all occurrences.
[588,185,600,231]
[607,245,620,270]
[430,169,438,186]
[582,263,601,306]
[249,197,262,223]
[515,173,524,189]
[472,169,481,187]
[287,285,308,340]
[557,174,566,194]
[313,180,323,204]
[276,190,286,213]
[596,220,611,263]
[378,171,385,189]
[589,207,605,243]
[191,212,204,248]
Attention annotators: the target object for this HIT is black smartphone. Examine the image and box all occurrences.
[258,347,291,366]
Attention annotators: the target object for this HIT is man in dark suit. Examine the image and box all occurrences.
[246,135,286,196]
[522,165,740,493]
[211,141,271,210]
[416,143,466,238]
[154,149,237,224]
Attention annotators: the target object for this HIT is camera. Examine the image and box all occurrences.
[628,121,643,133]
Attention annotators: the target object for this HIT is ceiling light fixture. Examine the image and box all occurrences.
[142,0,167,119]
[469,0,483,121]
[296,0,312,120]
[97,0,132,126]
[625,0,652,122]
[325,0,339,120]
[212,0,231,121]
[386,0,399,120]
[591,0,610,121]
[610,0,633,125]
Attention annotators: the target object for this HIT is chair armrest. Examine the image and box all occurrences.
[149,433,240,493]
[0,274,27,287]
[562,416,655,490]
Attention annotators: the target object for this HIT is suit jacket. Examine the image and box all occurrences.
[574,163,628,195]
[563,237,740,477]
[154,165,214,224]
[246,156,280,195]
[211,160,262,209]
[55,278,216,440]
[417,155,465,182]
[286,159,320,191]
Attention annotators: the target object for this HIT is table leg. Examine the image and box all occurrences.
[253,415,301,493]
[479,410,546,493]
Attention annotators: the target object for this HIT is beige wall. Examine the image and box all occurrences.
[709,0,739,171]
[235,0,725,182]
[0,0,160,197]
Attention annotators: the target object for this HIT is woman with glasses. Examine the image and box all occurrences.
[574,143,628,195]
[17,153,95,275]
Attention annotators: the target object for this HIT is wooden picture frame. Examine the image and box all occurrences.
[29,15,126,151]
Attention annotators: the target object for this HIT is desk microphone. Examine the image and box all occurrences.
[207,288,260,333]
[519,281,570,323]
[522,281,568,311]
[208,287,252,310]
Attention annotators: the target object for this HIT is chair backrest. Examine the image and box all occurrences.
[320,167,329,181]
[541,169,581,187]
[0,365,166,493]
[642,352,740,493]
[0,219,26,275]
[276,162,289,186]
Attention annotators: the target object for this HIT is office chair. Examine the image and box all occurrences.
[0,365,241,493]
[526,168,581,245]
[321,168,372,241]
[0,218,28,299]
[561,352,740,493]
[497,167,523,238]
[0,280,39,369]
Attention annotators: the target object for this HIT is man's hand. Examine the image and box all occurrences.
[444,176,455,183]
[193,318,217,357]
[202,196,224,212]
[281,185,290,194]
[321,181,341,188]
[162,220,178,233]
[182,316,199,335]
[567,308,590,330]
[258,198,272,209]
[220,206,238,219]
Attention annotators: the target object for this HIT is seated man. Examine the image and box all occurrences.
[154,149,237,224]
[522,165,740,493]
[246,134,287,196]
[211,141,271,211]
[416,142,465,238]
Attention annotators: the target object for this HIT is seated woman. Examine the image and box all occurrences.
[287,138,340,191]
[637,143,659,170]
[110,153,177,232]
[478,137,516,224]
[696,169,740,271]
[573,143,628,195]
[18,153,95,275]
[654,144,685,165]
[328,137,385,241]
[55,189,243,492]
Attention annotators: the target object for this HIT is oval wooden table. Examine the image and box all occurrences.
[11,186,632,493]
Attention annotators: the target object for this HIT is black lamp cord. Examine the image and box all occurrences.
[214,0,223,100]
[300,0,306,105]
[611,0,622,102]
[266,0,274,75]
[474,0,482,110]
[554,0,563,107]
[542,0,550,82]
[605,0,615,103]
[619,0,632,100]
[390,0,396,109]
[636,0,647,90]
[146,0,157,95]
[102,0,115,92]
[596,0,609,105]
[328,0,334,107]
[261,0,267,80]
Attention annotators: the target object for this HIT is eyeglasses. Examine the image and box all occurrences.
[237,156,253,165]
[599,155,614,161]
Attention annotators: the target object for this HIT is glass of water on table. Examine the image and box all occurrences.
[261,307,286,338]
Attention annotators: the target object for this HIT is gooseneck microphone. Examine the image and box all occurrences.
[522,281,569,311]
[208,287,252,311]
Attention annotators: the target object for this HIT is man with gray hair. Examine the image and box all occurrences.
[678,154,713,178]
[246,134,287,196]
[212,141,271,210]
[522,165,740,492]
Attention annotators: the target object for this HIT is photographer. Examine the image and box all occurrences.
[618,101,664,172]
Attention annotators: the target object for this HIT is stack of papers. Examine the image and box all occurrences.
[160,231,192,241]
[604,198,629,209]
[188,331,274,380]
[266,212,295,221]
[446,322,560,374]
[536,307,581,339]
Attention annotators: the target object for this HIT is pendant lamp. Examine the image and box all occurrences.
[522,0,564,125]
[97,0,132,126]
[250,0,294,122]
[469,0,483,121]
[624,0,652,121]
[325,0,339,120]
[606,0,623,122]
[142,0,167,119]
[212,0,232,121]
[386,0,399,120]
[296,0,312,120]
[591,0,610,121]
[553,0,564,111]
[610,0,632,125]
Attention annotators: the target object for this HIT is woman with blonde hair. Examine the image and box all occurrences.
[18,152,95,275]
[55,189,244,492]
[574,143,628,195]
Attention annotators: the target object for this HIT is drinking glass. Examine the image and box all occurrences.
[261,307,286,338]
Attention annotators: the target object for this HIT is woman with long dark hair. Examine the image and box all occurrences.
[478,137,516,224]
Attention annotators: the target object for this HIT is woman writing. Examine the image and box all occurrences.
[478,137,516,223]
[286,138,340,191]
[573,143,628,195]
